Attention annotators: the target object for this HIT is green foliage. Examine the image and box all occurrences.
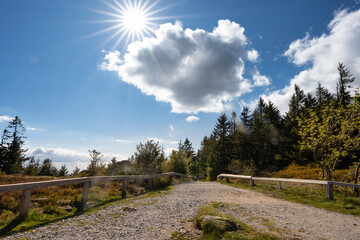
[298,96,360,180]
[163,148,189,174]
[106,157,121,175]
[0,116,28,174]
[87,149,106,176]
[72,166,80,176]
[24,156,40,176]
[58,164,68,176]
[130,140,165,174]
[197,63,359,186]
[38,158,58,176]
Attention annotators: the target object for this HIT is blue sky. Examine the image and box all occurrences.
[1,0,360,170]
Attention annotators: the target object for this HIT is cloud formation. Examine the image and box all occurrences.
[247,49,259,62]
[101,20,266,113]
[26,127,45,131]
[0,115,13,123]
[169,124,174,133]
[186,116,200,122]
[115,139,132,143]
[29,147,126,171]
[252,68,270,86]
[262,9,360,113]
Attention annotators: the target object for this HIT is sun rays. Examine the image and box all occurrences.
[86,0,170,49]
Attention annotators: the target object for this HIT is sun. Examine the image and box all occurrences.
[122,7,147,31]
[87,0,169,49]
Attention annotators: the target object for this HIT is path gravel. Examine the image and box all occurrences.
[4,181,360,239]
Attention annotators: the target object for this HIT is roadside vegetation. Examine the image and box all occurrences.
[0,175,173,236]
[220,164,360,216]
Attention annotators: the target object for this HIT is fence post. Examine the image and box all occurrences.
[122,180,127,199]
[19,189,31,218]
[226,177,230,183]
[278,181,282,190]
[81,181,90,210]
[147,179,152,191]
[326,182,334,200]
[250,177,254,187]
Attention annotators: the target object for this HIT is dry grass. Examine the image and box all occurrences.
[273,164,355,182]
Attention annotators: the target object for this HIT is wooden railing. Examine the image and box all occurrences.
[0,172,185,217]
[217,174,360,200]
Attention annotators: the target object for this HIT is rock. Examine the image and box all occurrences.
[57,199,72,205]
[196,215,241,233]
[122,207,136,212]
[59,205,73,211]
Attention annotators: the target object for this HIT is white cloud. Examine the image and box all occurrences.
[262,9,360,113]
[101,20,266,114]
[186,116,200,122]
[29,147,126,171]
[169,124,174,133]
[247,49,259,62]
[164,147,177,156]
[0,115,13,123]
[115,139,132,143]
[251,68,270,86]
[148,137,163,143]
[26,127,45,131]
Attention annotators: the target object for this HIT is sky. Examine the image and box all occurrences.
[1,0,360,171]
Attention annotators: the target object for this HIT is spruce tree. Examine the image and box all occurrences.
[337,63,355,107]
[0,116,28,174]
[58,164,68,176]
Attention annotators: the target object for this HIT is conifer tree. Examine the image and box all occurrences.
[337,63,355,107]
[39,158,58,176]
[58,164,68,176]
[240,106,252,127]
[0,116,28,174]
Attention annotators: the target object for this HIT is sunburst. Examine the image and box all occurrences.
[87,0,171,49]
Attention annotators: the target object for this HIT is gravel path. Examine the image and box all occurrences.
[4,181,360,240]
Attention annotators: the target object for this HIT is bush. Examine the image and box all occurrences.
[0,193,19,212]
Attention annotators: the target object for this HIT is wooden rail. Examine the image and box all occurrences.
[217,174,360,200]
[0,172,185,217]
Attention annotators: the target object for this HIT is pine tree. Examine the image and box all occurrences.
[211,113,231,175]
[286,85,305,122]
[58,164,68,176]
[39,158,58,176]
[316,83,332,108]
[130,140,165,174]
[240,106,252,127]
[72,166,80,176]
[87,149,105,176]
[337,63,355,107]
[0,116,28,174]
[24,156,40,176]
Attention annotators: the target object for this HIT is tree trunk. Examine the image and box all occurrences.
[324,165,332,181]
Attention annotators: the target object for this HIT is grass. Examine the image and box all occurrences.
[222,179,360,216]
[0,175,174,237]
[172,202,283,240]
[273,163,354,182]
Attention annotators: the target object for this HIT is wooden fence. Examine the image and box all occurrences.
[217,174,360,200]
[0,172,185,217]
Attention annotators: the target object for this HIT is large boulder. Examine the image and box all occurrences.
[196,215,241,233]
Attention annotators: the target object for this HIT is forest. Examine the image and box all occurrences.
[0,63,359,185]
